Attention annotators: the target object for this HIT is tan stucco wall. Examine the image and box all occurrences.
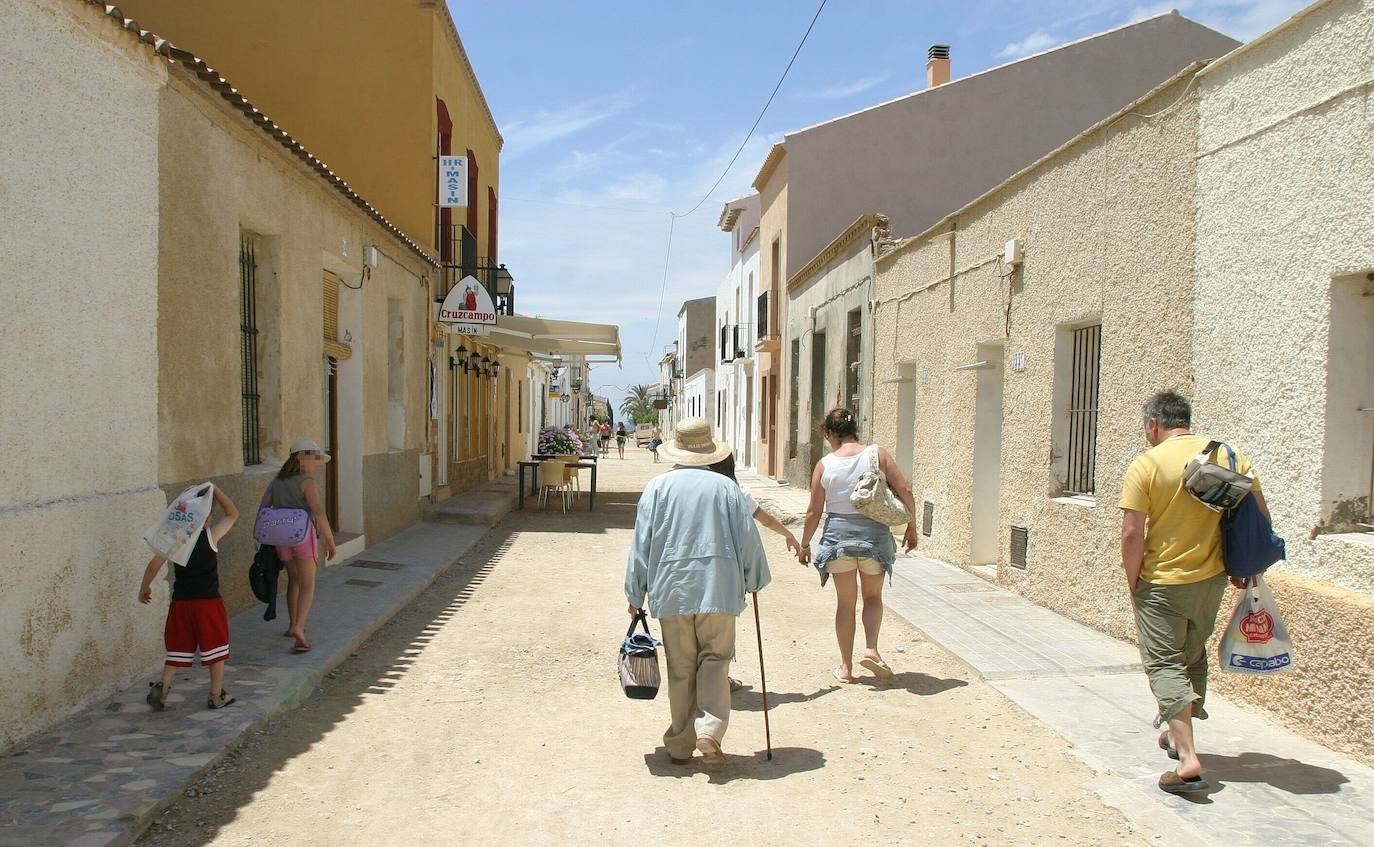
[755,159,789,477]
[0,0,169,751]
[783,13,1238,275]
[158,76,432,487]
[431,15,501,256]
[872,73,1203,642]
[112,0,501,257]
[782,242,874,487]
[1193,0,1374,763]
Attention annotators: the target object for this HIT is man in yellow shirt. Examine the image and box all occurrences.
[1120,391,1268,795]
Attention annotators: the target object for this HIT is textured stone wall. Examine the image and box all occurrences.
[363,450,421,543]
[872,71,1203,640]
[0,0,169,753]
[1193,0,1374,763]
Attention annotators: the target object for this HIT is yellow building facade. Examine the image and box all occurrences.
[114,0,518,495]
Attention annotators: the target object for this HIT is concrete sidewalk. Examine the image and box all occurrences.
[740,475,1374,847]
[0,481,515,847]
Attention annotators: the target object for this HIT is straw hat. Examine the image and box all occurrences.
[659,417,732,466]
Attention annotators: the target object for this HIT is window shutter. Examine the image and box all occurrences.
[323,271,352,360]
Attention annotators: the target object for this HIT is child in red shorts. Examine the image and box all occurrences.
[139,484,240,710]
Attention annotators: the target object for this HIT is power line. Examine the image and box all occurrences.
[645,0,827,358]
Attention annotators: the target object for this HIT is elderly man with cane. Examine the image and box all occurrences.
[625,418,772,765]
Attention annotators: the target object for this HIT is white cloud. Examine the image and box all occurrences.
[996,30,1060,59]
[498,130,778,407]
[502,91,637,159]
[796,75,889,101]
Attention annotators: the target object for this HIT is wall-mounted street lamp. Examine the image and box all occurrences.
[479,355,491,377]
[455,342,471,372]
[491,359,501,378]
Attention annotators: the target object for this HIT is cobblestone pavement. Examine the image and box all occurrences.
[738,471,1374,846]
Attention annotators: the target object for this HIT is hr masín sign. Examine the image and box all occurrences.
[439,276,496,336]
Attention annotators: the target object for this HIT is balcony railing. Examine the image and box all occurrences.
[757,291,770,340]
[437,223,514,315]
[720,324,751,362]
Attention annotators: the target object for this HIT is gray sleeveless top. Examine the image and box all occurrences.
[269,474,310,510]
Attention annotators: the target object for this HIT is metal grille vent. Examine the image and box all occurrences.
[1010,526,1029,569]
[922,501,934,537]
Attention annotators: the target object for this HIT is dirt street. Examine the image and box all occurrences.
[137,450,1146,846]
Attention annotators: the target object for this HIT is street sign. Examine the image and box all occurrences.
[438,155,467,208]
[439,275,496,336]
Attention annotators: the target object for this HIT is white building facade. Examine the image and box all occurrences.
[683,368,715,427]
[714,195,762,469]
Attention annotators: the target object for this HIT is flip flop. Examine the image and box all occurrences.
[291,643,312,654]
[859,657,894,678]
[831,667,855,684]
[1158,771,1210,794]
[728,677,746,692]
[1159,732,1180,761]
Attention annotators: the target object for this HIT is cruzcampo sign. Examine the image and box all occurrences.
[439,276,496,336]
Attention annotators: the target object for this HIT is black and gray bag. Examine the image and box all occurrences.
[618,612,661,700]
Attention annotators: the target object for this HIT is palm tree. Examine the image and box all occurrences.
[619,384,655,424]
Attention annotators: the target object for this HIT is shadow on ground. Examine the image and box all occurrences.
[730,685,840,712]
[1201,751,1350,795]
[853,672,968,696]
[643,746,825,783]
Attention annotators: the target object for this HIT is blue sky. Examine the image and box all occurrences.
[452,0,1306,414]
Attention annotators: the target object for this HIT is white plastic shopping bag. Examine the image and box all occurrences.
[143,483,214,566]
[1218,575,1294,675]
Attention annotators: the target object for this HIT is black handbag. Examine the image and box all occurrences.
[249,544,283,620]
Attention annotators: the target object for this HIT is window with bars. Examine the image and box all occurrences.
[788,338,800,459]
[1054,323,1101,496]
[845,308,862,417]
[240,234,261,466]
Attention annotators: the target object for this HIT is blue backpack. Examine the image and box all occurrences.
[1216,444,1286,578]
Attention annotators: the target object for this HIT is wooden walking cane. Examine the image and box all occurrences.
[752,592,772,760]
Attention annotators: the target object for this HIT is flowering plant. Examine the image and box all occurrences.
[537,426,583,456]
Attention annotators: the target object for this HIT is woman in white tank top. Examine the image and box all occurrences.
[798,408,919,683]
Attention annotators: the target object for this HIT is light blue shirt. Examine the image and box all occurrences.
[624,468,772,618]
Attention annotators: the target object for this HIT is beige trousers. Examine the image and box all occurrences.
[659,613,736,759]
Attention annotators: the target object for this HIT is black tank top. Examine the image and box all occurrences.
[172,529,220,600]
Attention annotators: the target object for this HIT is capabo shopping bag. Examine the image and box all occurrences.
[144,483,214,566]
[1218,575,1294,675]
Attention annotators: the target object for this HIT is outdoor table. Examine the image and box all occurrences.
[517,458,597,511]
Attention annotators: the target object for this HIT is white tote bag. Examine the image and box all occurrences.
[143,483,214,566]
[849,445,911,527]
[1218,575,1294,675]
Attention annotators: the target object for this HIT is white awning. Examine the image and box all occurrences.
[487,314,621,362]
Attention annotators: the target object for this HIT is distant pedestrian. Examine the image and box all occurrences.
[589,421,602,456]
[601,422,613,457]
[1120,391,1267,795]
[139,484,240,711]
[797,408,918,683]
[615,423,628,459]
[262,438,337,654]
[648,425,663,462]
[625,418,771,765]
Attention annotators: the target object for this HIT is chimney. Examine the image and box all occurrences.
[927,44,950,88]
